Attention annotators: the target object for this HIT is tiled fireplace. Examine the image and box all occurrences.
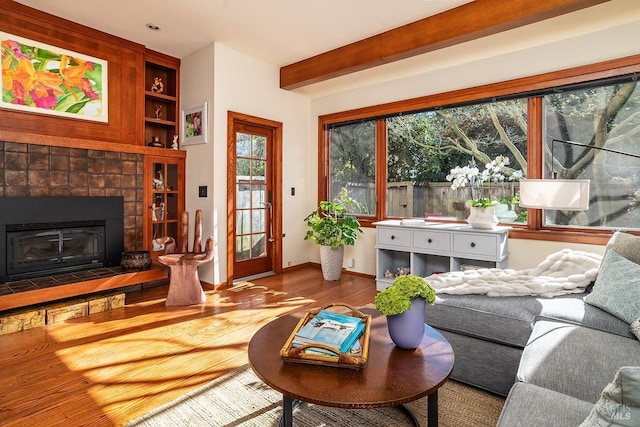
[0,141,144,252]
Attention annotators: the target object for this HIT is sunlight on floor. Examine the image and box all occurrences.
[47,290,316,412]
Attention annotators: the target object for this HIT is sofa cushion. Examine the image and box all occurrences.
[584,250,640,324]
[497,382,593,427]
[517,321,640,403]
[426,294,542,348]
[603,231,640,266]
[427,292,632,350]
[534,294,633,338]
[580,366,640,427]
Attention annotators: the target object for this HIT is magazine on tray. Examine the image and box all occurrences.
[292,309,365,355]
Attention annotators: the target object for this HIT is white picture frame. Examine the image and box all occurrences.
[181,102,208,146]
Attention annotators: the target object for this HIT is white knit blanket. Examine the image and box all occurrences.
[426,249,603,297]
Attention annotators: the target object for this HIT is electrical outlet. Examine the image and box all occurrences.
[347,258,355,268]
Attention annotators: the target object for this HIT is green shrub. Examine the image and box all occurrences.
[375,274,436,316]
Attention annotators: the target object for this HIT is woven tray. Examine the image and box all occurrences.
[279,303,371,370]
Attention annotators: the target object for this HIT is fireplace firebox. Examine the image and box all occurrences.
[0,197,124,284]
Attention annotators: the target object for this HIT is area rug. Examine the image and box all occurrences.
[126,365,504,427]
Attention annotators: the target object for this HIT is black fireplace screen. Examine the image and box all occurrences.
[7,224,105,279]
[0,196,124,284]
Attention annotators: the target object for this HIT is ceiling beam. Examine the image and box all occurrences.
[280,0,610,90]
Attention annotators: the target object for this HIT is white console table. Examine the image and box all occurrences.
[374,220,509,291]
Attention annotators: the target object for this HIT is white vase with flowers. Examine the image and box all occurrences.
[447,156,523,229]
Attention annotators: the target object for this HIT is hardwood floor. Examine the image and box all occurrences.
[0,266,377,427]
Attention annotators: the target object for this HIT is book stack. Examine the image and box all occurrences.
[292,309,366,356]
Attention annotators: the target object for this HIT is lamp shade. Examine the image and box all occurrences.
[519,179,590,210]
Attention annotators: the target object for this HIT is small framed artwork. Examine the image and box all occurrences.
[182,102,208,146]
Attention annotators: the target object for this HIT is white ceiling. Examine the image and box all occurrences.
[14,0,472,66]
[11,0,640,99]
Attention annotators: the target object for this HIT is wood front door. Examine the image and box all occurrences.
[227,112,282,281]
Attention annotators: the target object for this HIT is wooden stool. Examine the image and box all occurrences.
[155,210,214,306]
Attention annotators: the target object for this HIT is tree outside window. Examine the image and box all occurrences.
[386,100,527,220]
[325,74,640,232]
[328,121,376,215]
[544,81,640,228]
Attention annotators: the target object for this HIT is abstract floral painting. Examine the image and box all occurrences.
[1,32,108,122]
[182,102,208,145]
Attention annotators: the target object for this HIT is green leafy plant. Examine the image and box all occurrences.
[304,189,364,248]
[498,192,520,210]
[468,198,499,209]
[375,274,436,316]
[516,210,528,223]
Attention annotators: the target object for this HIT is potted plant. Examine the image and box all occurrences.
[304,189,364,280]
[467,197,500,229]
[448,156,523,229]
[375,274,436,349]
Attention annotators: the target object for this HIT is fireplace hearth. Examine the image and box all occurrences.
[0,197,124,284]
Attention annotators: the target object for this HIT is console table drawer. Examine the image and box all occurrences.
[374,220,509,291]
[452,233,498,258]
[412,230,450,252]
[377,227,411,247]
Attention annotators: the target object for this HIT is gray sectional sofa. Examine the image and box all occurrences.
[424,232,640,426]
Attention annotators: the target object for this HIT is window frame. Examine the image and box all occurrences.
[318,54,640,245]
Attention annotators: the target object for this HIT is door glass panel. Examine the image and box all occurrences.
[237,133,251,157]
[166,193,178,221]
[152,223,165,251]
[237,159,251,177]
[252,135,266,159]
[252,233,266,258]
[165,163,178,191]
[236,210,250,234]
[252,209,265,233]
[167,223,178,243]
[252,160,266,177]
[236,236,250,260]
[152,194,165,221]
[252,184,265,207]
[236,183,250,209]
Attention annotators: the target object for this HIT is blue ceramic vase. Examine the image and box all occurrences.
[386,298,426,349]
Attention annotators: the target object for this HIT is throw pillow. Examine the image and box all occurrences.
[631,317,640,341]
[579,366,640,427]
[584,250,640,324]
[604,231,640,265]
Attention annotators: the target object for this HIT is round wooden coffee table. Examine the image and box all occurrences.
[248,307,454,427]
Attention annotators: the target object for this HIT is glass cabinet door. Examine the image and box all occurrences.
[145,156,184,256]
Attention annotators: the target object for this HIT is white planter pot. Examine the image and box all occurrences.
[467,206,499,229]
[319,245,344,281]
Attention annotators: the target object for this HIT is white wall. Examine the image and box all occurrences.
[181,43,311,284]
[180,44,217,284]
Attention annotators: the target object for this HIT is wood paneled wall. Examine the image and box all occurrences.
[0,0,145,146]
